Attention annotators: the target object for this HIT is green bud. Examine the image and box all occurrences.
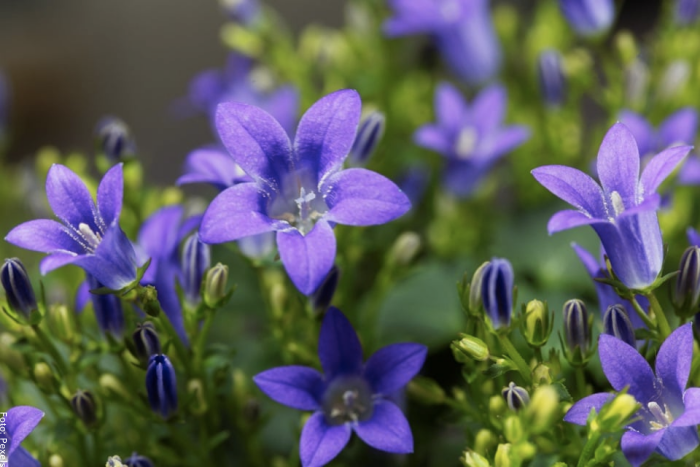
[474,429,497,454]
[526,385,559,434]
[48,304,77,343]
[188,379,208,415]
[33,362,56,393]
[71,389,98,428]
[532,363,553,386]
[468,262,490,316]
[592,393,639,433]
[503,415,524,443]
[673,246,700,318]
[407,376,445,405]
[49,454,64,467]
[461,451,491,467]
[521,300,552,347]
[99,373,130,401]
[489,394,507,418]
[494,444,512,467]
[137,285,161,317]
[615,31,637,65]
[204,263,229,308]
[452,335,490,362]
[515,442,536,461]
[388,232,421,267]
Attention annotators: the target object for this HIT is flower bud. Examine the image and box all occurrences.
[310,265,339,314]
[124,453,154,467]
[562,299,592,366]
[1,258,37,319]
[494,444,512,467]
[489,394,507,418]
[146,354,178,418]
[132,322,161,364]
[181,233,210,304]
[388,232,421,267]
[474,429,497,455]
[106,456,125,467]
[503,415,524,443]
[461,451,491,467]
[452,335,490,362]
[592,393,638,433]
[187,379,208,415]
[203,263,229,308]
[95,116,136,162]
[502,382,529,411]
[48,304,77,343]
[33,362,56,393]
[137,285,160,318]
[466,261,489,316]
[348,111,385,166]
[87,275,125,334]
[558,0,615,37]
[49,454,64,467]
[603,304,636,347]
[99,373,130,401]
[675,0,700,26]
[71,389,98,427]
[481,258,514,329]
[526,385,559,434]
[538,50,565,107]
[522,299,552,347]
[673,246,700,318]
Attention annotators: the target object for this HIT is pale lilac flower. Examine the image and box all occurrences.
[565,324,700,466]
[254,307,427,467]
[558,0,615,37]
[618,108,697,161]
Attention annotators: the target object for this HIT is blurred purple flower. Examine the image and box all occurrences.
[538,49,566,107]
[415,82,529,197]
[675,0,700,25]
[4,405,44,466]
[254,307,427,467]
[220,0,260,25]
[384,0,501,86]
[398,165,430,208]
[558,0,615,37]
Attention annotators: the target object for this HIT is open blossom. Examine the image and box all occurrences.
[6,164,140,291]
[415,82,529,197]
[384,0,501,86]
[619,108,697,160]
[254,307,427,467]
[4,405,44,466]
[199,89,411,295]
[564,324,700,466]
[532,123,691,289]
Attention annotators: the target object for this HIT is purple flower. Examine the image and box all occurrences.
[384,0,501,86]
[176,146,250,191]
[138,206,200,344]
[415,82,529,197]
[675,0,700,25]
[618,108,697,161]
[4,405,44,466]
[220,0,260,25]
[564,324,700,466]
[481,258,514,328]
[558,0,615,37]
[254,307,427,467]
[532,123,690,290]
[199,89,411,295]
[538,49,566,107]
[146,354,178,419]
[6,164,140,291]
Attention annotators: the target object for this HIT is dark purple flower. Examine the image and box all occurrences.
[199,90,411,295]
[384,0,501,86]
[124,452,154,467]
[138,206,200,345]
[558,0,615,37]
[146,354,178,419]
[254,307,427,467]
[564,324,700,466]
[6,164,140,291]
[415,82,529,197]
[675,0,700,25]
[481,258,514,328]
[538,49,566,107]
[3,405,44,466]
[532,123,691,289]
[1,258,37,318]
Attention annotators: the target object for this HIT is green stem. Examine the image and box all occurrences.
[194,306,216,374]
[31,325,69,378]
[575,366,587,399]
[629,296,655,330]
[534,346,543,363]
[645,293,672,339]
[577,430,602,467]
[155,311,192,375]
[498,334,531,384]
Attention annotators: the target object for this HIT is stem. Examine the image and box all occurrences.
[31,325,69,378]
[577,430,602,467]
[534,347,543,363]
[194,307,216,374]
[498,334,531,384]
[155,312,192,375]
[646,293,672,339]
[575,366,587,398]
[629,296,655,330]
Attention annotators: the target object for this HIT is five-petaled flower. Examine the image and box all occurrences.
[6,164,140,291]
[415,82,529,197]
[253,307,427,467]
[564,324,700,466]
[3,405,44,466]
[199,89,411,295]
[532,123,691,290]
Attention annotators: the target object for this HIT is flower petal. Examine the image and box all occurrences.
[656,425,699,461]
[619,110,656,157]
[531,165,605,218]
[478,125,530,160]
[199,183,279,244]
[363,343,427,395]
[7,406,44,455]
[596,123,640,207]
[435,82,465,130]
[300,412,351,467]
[672,388,700,426]
[45,164,99,232]
[547,210,607,234]
[688,227,700,247]
[8,446,40,467]
[354,401,413,454]
[215,101,292,191]
[639,145,691,197]
[75,222,138,290]
[294,89,361,182]
[323,168,411,226]
[562,392,613,425]
[6,219,82,254]
[413,125,451,154]
[40,253,80,275]
[138,206,184,259]
[97,163,124,226]
[253,366,324,411]
[621,429,665,467]
[317,307,363,379]
[153,264,188,345]
[658,107,698,148]
[655,323,693,402]
[176,147,248,190]
[471,85,506,134]
[277,220,336,296]
[598,334,656,402]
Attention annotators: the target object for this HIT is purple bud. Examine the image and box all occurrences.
[146,354,178,419]
[563,299,591,356]
[181,233,211,304]
[310,265,339,314]
[538,50,566,107]
[559,0,615,37]
[132,322,162,364]
[481,258,514,328]
[71,389,98,427]
[673,246,700,317]
[95,116,137,162]
[603,304,636,348]
[348,111,385,166]
[1,258,37,318]
[502,381,530,411]
[87,274,124,336]
[675,0,700,25]
[124,452,155,467]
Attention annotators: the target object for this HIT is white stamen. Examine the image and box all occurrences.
[78,223,102,252]
[611,191,625,218]
[648,401,674,430]
[455,127,478,159]
[294,187,316,207]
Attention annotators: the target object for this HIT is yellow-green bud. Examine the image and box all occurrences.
[468,261,490,316]
[522,300,552,347]
[452,335,490,362]
[494,444,512,467]
[48,304,77,343]
[204,263,229,308]
[526,385,559,434]
[532,364,552,386]
[49,454,64,467]
[388,232,421,266]
[188,379,208,415]
[503,415,524,443]
[474,429,497,455]
[34,362,56,393]
[489,394,507,417]
[515,442,536,460]
[593,393,638,433]
[99,373,130,400]
[407,376,445,405]
[461,450,491,467]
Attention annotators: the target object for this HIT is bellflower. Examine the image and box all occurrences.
[618,108,697,161]
[220,0,260,25]
[415,82,529,197]
[3,405,44,466]
[564,324,700,466]
[254,307,427,467]
[6,164,140,291]
[537,49,566,107]
[384,0,501,86]
[532,123,691,290]
[558,0,615,37]
[199,89,411,295]
[138,206,200,345]
[675,0,700,25]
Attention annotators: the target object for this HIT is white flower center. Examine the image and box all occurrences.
[611,191,625,218]
[648,401,674,431]
[455,127,478,159]
[78,223,102,253]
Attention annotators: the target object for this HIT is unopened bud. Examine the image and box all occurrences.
[48,304,77,343]
[526,385,559,434]
[123,452,154,467]
[673,246,700,318]
[1,258,38,319]
[562,299,592,366]
[461,451,491,467]
[388,232,421,267]
[593,393,638,433]
[452,335,490,362]
[502,382,529,411]
[503,415,524,443]
[181,233,211,305]
[494,443,512,467]
[204,263,229,308]
[348,111,385,166]
[489,394,507,417]
[146,354,178,419]
[95,116,137,162]
[187,379,208,415]
[481,258,514,329]
[522,299,552,347]
[71,389,98,427]
[99,373,130,400]
[132,322,161,364]
[474,429,497,454]
[49,454,64,467]
[34,362,56,393]
[467,262,490,316]
[603,304,636,347]
[137,286,160,318]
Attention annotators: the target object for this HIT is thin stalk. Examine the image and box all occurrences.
[629,296,655,330]
[31,325,69,378]
[646,293,672,339]
[577,430,602,467]
[498,334,531,384]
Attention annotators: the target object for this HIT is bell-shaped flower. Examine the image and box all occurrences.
[537,49,566,108]
[254,307,427,467]
[618,108,697,160]
[564,324,700,466]
[6,164,140,291]
[415,82,529,197]
[4,405,44,466]
[384,0,501,86]
[558,0,615,37]
[199,89,411,295]
[532,123,691,290]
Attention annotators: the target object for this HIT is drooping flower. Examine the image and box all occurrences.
[564,324,700,466]
[6,164,140,291]
[384,0,501,86]
[3,405,44,466]
[558,0,615,37]
[537,49,566,108]
[532,123,691,290]
[415,82,529,197]
[146,354,178,419]
[254,307,427,467]
[199,89,411,295]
